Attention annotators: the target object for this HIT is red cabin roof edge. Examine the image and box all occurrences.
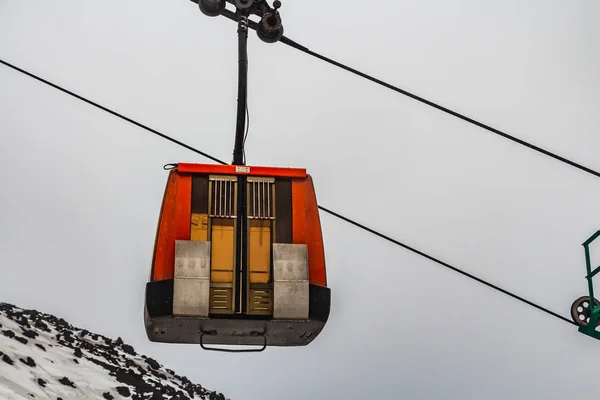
[176,163,307,178]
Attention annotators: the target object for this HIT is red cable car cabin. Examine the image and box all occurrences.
[144,163,331,348]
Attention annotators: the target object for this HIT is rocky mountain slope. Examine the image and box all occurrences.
[0,302,228,400]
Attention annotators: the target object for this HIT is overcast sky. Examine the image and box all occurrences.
[1,1,600,399]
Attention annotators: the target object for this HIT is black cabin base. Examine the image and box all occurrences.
[144,279,331,347]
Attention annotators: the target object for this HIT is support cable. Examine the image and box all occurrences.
[317,205,577,326]
[0,59,226,165]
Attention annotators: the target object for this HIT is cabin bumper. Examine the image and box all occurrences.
[144,280,330,346]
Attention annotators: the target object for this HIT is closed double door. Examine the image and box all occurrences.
[190,174,275,316]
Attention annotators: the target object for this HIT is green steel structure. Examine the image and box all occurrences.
[571,230,600,340]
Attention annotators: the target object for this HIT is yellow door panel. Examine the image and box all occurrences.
[248,219,271,283]
[211,271,233,283]
[210,218,235,284]
[190,213,209,241]
[250,272,270,284]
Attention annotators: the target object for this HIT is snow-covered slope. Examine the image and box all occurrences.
[0,302,228,400]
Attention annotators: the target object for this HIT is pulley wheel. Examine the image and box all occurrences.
[571,296,600,327]
[198,0,225,17]
[235,0,254,9]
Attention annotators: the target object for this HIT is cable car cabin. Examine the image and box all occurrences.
[144,163,330,348]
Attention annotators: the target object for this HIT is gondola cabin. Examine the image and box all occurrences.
[144,163,330,348]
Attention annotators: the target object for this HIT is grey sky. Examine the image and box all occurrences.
[1,0,600,399]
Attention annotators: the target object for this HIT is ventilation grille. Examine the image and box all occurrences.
[210,178,237,218]
[209,288,233,314]
[248,289,273,315]
[248,178,274,219]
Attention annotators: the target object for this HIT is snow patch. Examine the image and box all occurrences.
[0,303,229,400]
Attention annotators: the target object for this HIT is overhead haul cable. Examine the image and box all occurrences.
[0,59,224,165]
[0,58,576,328]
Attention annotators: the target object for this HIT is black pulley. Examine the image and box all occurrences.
[571,296,600,327]
[199,0,225,16]
[235,0,254,9]
[256,10,283,43]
